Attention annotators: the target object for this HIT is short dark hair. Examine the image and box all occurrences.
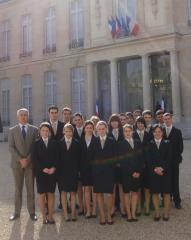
[74,112,83,119]
[155,109,164,116]
[48,105,59,113]
[133,109,142,115]
[126,112,134,118]
[62,107,72,114]
[152,124,163,133]
[142,110,152,117]
[135,116,146,128]
[84,120,94,129]
[39,121,51,131]
[163,112,172,118]
[108,114,122,130]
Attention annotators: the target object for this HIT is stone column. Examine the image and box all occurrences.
[86,62,94,118]
[170,50,181,122]
[142,54,152,110]
[110,59,119,113]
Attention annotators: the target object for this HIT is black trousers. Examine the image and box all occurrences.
[171,163,181,205]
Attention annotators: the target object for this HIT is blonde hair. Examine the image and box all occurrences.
[63,123,74,133]
[123,124,133,131]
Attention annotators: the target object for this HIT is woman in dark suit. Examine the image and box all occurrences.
[80,120,97,218]
[58,123,80,221]
[108,114,125,217]
[147,125,172,221]
[32,122,59,224]
[92,121,116,225]
[133,116,152,215]
[118,124,143,222]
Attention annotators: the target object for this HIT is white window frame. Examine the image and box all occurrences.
[69,0,84,48]
[0,79,10,126]
[21,14,32,57]
[0,20,10,61]
[44,6,56,53]
[71,67,86,115]
[21,75,32,122]
[44,71,56,116]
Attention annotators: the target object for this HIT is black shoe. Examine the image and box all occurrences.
[30,213,38,221]
[107,220,114,225]
[163,216,169,221]
[72,218,77,222]
[48,219,55,224]
[175,203,182,209]
[127,218,133,222]
[132,218,138,222]
[9,214,20,221]
[85,214,92,219]
[154,216,161,222]
[91,214,97,218]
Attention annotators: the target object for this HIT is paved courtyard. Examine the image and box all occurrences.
[0,141,191,240]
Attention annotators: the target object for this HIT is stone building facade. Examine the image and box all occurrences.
[0,0,191,136]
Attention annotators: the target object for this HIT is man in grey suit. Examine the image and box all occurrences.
[8,108,38,221]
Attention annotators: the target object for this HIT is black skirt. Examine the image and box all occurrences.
[81,165,93,186]
[121,168,141,193]
[36,173,56,194]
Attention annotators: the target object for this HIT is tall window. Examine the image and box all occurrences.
[0,20,10,62]
[21,75,32,122]
[69,0,84,49]
[44,71,56,115]
[1,79,10,126]
[116,0,138,37]
[20,14,32,57]
[71,67,86,115]
[188,0,191,25]
[43,7,56,54]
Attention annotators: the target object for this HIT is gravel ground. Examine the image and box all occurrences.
[0,141,191,240]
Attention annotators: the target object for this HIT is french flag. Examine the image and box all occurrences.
[108,17,116,38]
[95,100,99,116]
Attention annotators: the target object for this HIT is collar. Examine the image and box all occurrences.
[125,137,133,143]
[165,125,172,130]
[42,137,49,142]
[154,138,162,144]
[100,135,107,141]
[137,129,144,134]
[50,120,58,125]
[19,123,28,130]
[65,137,72,143]
[77,126,83,131]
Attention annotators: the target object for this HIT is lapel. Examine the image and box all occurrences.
[16,125,26,146]
[168,126,174,138]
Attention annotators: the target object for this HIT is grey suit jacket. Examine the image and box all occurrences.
[8,124,39,169]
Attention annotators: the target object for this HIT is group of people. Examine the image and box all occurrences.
[8,106,184,225]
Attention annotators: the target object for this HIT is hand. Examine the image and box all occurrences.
[48,168,56,175]
[154,167,164,176]
[43,168,49,174]
[132,172,140,178]
[19,158,28,168]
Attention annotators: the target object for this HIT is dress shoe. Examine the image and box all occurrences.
[127,218,133,222]
[175,203,182,209]
[48,219,55,224]
[154,216,161,222]
[78,210,84,216]
[91,214,97,218]
[132,218,138,222]
[9,214,20,221]
[30,213,38,221]
[85,214,92,219]
[71,218,77,222]
[163,216,169,221]
[43,218,48,224]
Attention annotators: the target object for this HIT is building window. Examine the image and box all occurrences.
[69,0,84,49]
[71,67,86,115]
[0,79,10,126]
[44,71,56,115]
[0,20,10,62]
[21,75,32,122]
[20,14,32,58]
[188,0,191,25]
[43,7,56,54]
[0,0,11,3]
[115,0,139,38]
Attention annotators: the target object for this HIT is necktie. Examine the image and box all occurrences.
[52,123,57,135]
[78,128,82,137]
[44,139,48,148]
[113,129,118,141]
[166,128,170,137]
[129,139,134,149]
[101,138,105,149]
[22,125,26,139]
[139,131,144,142]
[156,141,160,149]
[66,140,70,150]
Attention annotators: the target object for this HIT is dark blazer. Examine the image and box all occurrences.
[73,126,85,142]
[48,120,64,141]
[108,128,124,142]
[80,135,97,171]
[146,139,172,175]
[118,139,143,174]
[32,138,59,176]
[163,126,183,164]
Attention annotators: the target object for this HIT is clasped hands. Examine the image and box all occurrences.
[132,172,140,178]
[154,167,164,176]
[19,158,29,168]
[43,168,56,175]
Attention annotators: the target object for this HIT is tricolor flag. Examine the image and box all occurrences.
[108,17,116,38]
[95,100,99,116]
